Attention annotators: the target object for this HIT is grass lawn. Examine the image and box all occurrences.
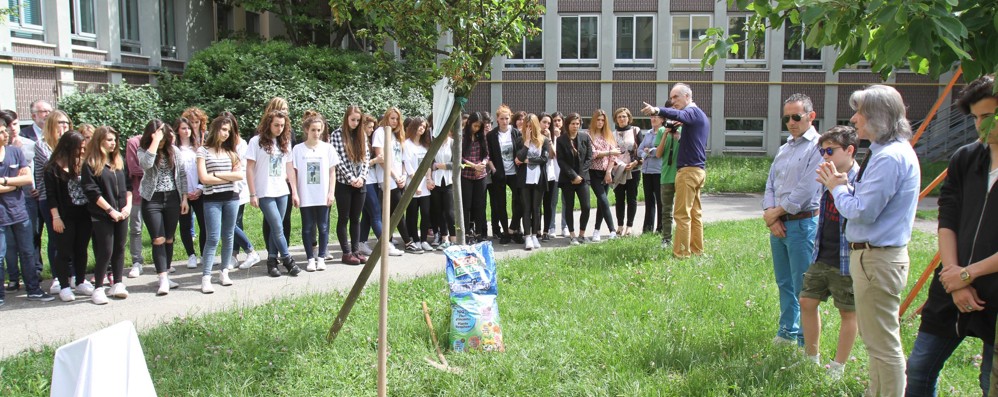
[1,219,981,396]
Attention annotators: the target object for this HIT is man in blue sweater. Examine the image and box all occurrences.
[642,83,709,258]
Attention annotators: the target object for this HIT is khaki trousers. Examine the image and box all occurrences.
[850,247,909,397]
[673,167,705,258]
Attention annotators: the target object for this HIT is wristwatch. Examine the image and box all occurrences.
[961,268,972,283]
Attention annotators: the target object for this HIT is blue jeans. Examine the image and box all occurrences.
[232,204,254,256]
[5,197,41,282]
[300,206,330,259]
[202,199,239,276]
[258,196,290,259]
[906,331,992,396]
[360,183,383,242]
[0,220,43,297]
[770,216,818,344]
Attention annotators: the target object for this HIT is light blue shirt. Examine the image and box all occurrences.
[831,139,921,247]
[762,126,823,214]
[636,128,662,174]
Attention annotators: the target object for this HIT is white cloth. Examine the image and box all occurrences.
[292,141,340,207]
[525,143,542,185]
[498,128,516,176]
[546,138,557,182]
[403,139,430,198]
[244,135,291,198]
[372,127,404,189]
[236,140,249,205]
[177,145,201,194]
[51,321,156,397]
[432,137,454,186]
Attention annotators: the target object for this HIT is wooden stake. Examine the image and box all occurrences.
[422,301,448,367]
[377,126,392,397]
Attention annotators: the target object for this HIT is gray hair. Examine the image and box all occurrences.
[673,83,692,98]
[849,85,911,144]
[784,93,814,113]
[30,99,53,112]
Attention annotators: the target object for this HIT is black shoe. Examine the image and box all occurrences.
[5,281,19,291]
[26,291,54,302]
[511,233,525,244]
[541,234,551,242]
[281,256,301,276]
[266,258,282,277]
[499,234,511,244]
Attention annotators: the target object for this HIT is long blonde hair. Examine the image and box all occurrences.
[522,114,544,148]
[42,110,71,148]
[590,109,616,146]
[379,107,405,143]
[84,126,123,177]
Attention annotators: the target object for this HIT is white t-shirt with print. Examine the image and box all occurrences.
[292,141,340,207]
[403,139,429,198]
[498,127,516,175]
[371,126,404,189]
[245,135,291,198]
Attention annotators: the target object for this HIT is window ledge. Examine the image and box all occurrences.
[11,37,54,48]
[72,45,106,54]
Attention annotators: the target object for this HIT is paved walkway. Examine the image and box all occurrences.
[0,193,937,358]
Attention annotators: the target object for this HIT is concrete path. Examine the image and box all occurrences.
[0,193,937,358]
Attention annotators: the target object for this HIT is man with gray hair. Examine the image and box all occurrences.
[20,99,52,142]
[764,93,824,347]
[817,84,920,396]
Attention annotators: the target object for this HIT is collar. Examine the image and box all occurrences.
[33,124,43,136]
[786,126,819,144]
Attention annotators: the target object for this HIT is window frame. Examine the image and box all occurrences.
[782,20,822,66]
[559,14,600,64]
[670,14,712,63]
[614,14,655,64]
[723,118,766,151]
[726,15,766,64]
[70,0,97,41]
[119,0,141,53]
[506,16,544,67]
[8,0,45,40]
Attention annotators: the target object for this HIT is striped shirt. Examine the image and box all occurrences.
[196,146,239,197]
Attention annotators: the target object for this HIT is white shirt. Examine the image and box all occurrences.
[525,142,542,185]
[245,135,291,198]
[177,145,201,194]
[432,137,453,186]
[372,127,404,189]
[12,136,36,189]
[498,128,516,175]
[236,140,250,205]
[403,139,429,198]
[292,141,340,207]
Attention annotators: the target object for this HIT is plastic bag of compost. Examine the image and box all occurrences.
[444,241,505,353]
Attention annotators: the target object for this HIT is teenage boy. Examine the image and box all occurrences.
[800,125,860,380]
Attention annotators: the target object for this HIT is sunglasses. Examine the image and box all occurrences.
[782,113,807,124]
[816,146,842,156]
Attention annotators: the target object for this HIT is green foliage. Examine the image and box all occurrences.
[57,84,163,138]
[703,0,998,80]
[704,156,773,194]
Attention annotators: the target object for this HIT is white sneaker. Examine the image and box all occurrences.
[76,281,95,296]
[562,227,569,237]
[608,231,617,240]
[91,288,109,305]
[570,237,580,246]
[50,280,61,295]
[226,257,236,271]
[324,251,336,261]
[239,251,260,270]
[524,237,533,251]
[127,264,142,278]
[532,235,541,249]
[169,278,179,289]
[201,276,214,294]
[109,283,129,299]
[157,276,170,296]
[388,245,404,256]
[316,258,327,271]
[220,269,233,286]
[306,258,317,272]
[187,255,198,269]
[590,232,602,243]
[421,241,433,251]
[357,241,373,256]
[59,287,75,302]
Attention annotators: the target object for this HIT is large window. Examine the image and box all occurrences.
[119,0,140,53]
[245,11,260,36]
[727,16,765,63]
[560,15,598,63]
[508,17,542,66]
[160,0,176,57]
[784,20,821,65]
[8,0,43,40]
[70,0,96,39]
[616,15,654,62]
[672,15,711,62]
[216,3,233,40]
[725,119,765,151]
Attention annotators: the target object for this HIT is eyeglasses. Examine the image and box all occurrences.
[57,120,70,125]
[817,146,842,156]
[782,113,807,124]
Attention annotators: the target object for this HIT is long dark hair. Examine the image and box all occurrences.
[205,115,240,166]
[139,119,176,169]
[405,116,430,147]
[256,110,291,154]
[46,131,86,180]
[462,112,486,153]
[175,117,199,150]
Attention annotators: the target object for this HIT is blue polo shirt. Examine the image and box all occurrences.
[0,146,28,227]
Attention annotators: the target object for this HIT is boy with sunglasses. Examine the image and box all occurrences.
[800,125,860,380]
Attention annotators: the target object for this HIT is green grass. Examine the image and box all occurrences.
[916,209,939,221]
[704,156,772,194]
[1,219,980,396]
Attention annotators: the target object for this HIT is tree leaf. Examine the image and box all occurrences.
[940,35,973,59]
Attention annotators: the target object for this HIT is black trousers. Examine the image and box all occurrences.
[589,170,615,231]
[521,183,544,235]
[430,181,455,237]
[487,175,523,236]
[384,187,412,244]
[335,182,365,254]
[614,170,640,228]
[179,196,205,257]
[542,180,557,235]
[561,182,591,233]
[91,216,126,287]
[642,173,662,232]
[462,178,487,237]
[406,195,431,242]
[54,207,91,288]
[142,191,181,274]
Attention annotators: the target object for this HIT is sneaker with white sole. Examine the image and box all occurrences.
[91,288,109,305]
[532,235,541,249]
[570,237,580,246]
[239,251,260,270]
[316,258,327,271]
[108,283,129,299]
[76,281,95,296]
[357,242,373,256]
[201,276,214,294]
[562,227,570,238]
[59,287,75,302]
[420,241,433,252]
[169,278,179,289]
[26,291,55,302]
[590,232,602,243]
[388,245,404,256]
[405,242,424,254]
[524,237,534,251]
[169,266,176,273]
[157,276,170,296]
[306,258,316,272]
[608,231,617,240]
[127,264,142,278]
[187,255,198,269]
[324,251,336,261]
[220,269,233,286]
[49,280,61,295]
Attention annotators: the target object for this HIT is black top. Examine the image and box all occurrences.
[20,124,37,142]
[921,141,998,345]
[815,190,841,266]
[43,166,88,217]
[514,138,552,191]
[556,132,593,187]
[82,163,131,221]
[485,126,523,186]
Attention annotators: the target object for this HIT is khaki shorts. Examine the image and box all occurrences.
[800,261,855,311]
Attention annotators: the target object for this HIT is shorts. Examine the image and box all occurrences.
[800,261,855,311]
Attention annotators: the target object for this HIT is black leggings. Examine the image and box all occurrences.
[54,208,91,288]
[462,178,487,237]
[335,182,366,254]
[430,180,455,237]
[614,170,640,228]
[589,170,615,231]
[642,173,662,232]
[179,196,205,257]
[561,182,591,233]
[142,191,181,274]
[406,195,431,242]
[488,176,522,236]
[542,180,557,234]
[521,183,544,235]
[91,216,126,287]
[263,182,293,252]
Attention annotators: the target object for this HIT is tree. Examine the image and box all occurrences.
[703,0,998,80]
[325,0,545,342]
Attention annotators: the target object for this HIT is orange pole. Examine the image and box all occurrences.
[911,66,962,146]
[919,169,948,201]
[900,251,941,318]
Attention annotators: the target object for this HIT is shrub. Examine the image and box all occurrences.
[58,84,163,138]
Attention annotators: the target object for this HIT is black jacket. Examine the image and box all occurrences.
[515,138,551,191]
[81,163,131,221]
[43,166,87,217]
[20,124,37,142]
[556,132,593,187]
[921,142,998,345]
[486,127,523,186]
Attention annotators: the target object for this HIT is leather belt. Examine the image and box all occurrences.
[780,210,818,222]
[848,242,905,250]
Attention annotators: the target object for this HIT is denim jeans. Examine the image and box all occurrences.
[202,199,239,276]
[258,195,290,259]
[906,332,992,397]
[359,183,383,242]
[0,220,43,297]
[300,205,330,259]
[5,197,41,283]
[128,198,144,265]
[232,204,254,256]
[770,216,818,344]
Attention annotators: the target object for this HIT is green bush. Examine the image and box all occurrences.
[57,84,163,138]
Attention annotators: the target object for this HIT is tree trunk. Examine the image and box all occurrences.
[451,113,465,245]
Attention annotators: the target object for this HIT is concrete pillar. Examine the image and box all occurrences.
[655,0,671,106]
[489,56,503,114]
[95,0,122,84]
[822,46,838,131]
[598,0,613,112]
[139,0,162,83]
[44,0,75,96]
[0,9,16,110]
[183,0,214,63]
[543,3,558,113]
[709,5,727,155]
[766,22,787,155]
